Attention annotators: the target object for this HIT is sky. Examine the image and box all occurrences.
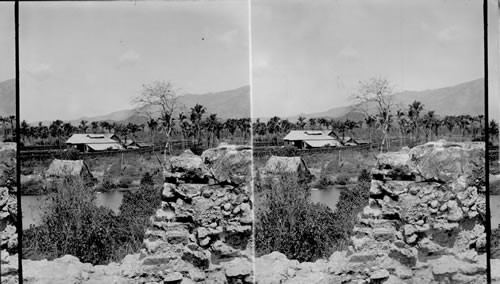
[0,2,15,82]
[20,0,250,122]
[489,0,500,122]
[252,0,486,118]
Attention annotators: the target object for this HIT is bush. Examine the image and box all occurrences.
[23,172,162,264]
[255,173,344,262]
[255,169,371,262]
[60,148,80,160]
[335,174,350,185]
[23,177,116,264]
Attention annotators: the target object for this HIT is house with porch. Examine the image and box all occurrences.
[283,130,342,149]
[66,133,124,152]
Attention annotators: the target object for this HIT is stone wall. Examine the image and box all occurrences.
[256,141,487,284]
[23,144,254,284]
[139,145,253,283]
[0,142,18,283]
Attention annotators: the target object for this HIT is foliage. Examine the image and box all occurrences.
[23,172,161,265]
[60,148,81,160]
[335,174,350,185]
[23,177,116,264]
[255,169,371,262]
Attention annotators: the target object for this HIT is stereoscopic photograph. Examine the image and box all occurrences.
[252,0,488,283]
[1,0,499,283]
[19,1,252,283]
[0,2,18,284]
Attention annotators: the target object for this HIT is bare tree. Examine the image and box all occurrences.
[351,77,395,152]
[133,81,181,156]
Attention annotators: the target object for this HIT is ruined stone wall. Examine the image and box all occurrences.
[139,145,254,283]
[22,144,253,284]
[256,141,487,284]
[0,142,18,283]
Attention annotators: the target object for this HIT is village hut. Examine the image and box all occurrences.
[46,159,94,180]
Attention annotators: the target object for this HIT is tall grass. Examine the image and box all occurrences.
[23,172,161,264]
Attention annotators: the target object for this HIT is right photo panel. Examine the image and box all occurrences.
[252,0,487,283]
[489,0,500,282]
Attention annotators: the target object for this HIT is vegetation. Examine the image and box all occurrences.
[0,115,16,142]
[19,107,251,150]
[23,172,160,264]
[255,169,370,262]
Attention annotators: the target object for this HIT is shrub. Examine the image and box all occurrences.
[23,177,116,264]
[255,169,371,262]
[255,173,344,262]
[60,148,80,160]
[335,174,350,185]
[23,172,162,264]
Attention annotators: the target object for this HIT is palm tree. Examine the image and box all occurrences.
[190,104,206,143]
[79,120,89,134]
[203,114,220,148]
[49,120,64,147]
[408,101,424,142]
[296,116,306,130]
[91,121,99,133]
[308,118,317,130]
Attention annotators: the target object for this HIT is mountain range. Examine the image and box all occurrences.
[0,79,15,117]
[286,78,484,122]
[23,78,486,125]
[35,85,251,125]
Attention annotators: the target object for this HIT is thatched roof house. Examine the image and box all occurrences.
[46,159,93,179]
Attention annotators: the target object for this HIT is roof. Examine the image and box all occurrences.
[123,139,137,146]
[46,159,92,177]
[136,142,153,147]
[283,130,338,141]
[87,143,124,151]
[304,140,342,148]
[66,134,119,144]
[263,156,309,173]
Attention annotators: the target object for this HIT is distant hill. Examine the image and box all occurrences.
[0,79,15,116]
[286,78,484,121]
[40,85,250,125]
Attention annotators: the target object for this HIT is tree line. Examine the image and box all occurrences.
[18,106,251,149]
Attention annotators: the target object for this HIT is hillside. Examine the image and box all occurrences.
[288,78,484,121]
[69,85,250,125]
[0,79,15,116]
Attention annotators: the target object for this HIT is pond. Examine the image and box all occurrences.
[310,186,342,211]
[21,191,125,230]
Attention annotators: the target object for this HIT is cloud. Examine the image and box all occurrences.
[26,63,53,81]
[437,26,457,42]
[217,29,239,46]
[337,46,360,59]
[118,49,141,66]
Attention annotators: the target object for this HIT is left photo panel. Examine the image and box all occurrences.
[19,1,252,283]
[0,1,18,283]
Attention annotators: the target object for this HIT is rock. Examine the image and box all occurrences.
[164,271,183,283]
[446,200,464,222]
[222,257,252,278]
[163,183,177,199]
[370,269,389,280]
